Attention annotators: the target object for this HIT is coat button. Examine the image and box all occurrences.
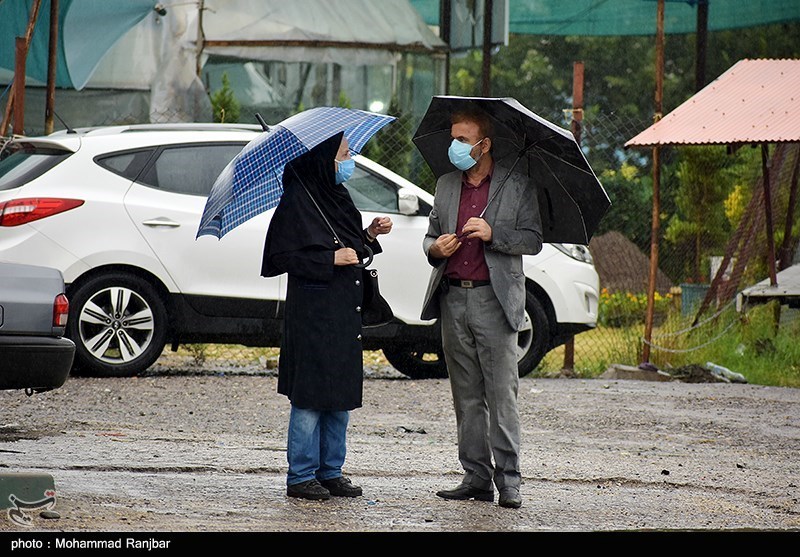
[357,334,362,341]
[356,306,361,313]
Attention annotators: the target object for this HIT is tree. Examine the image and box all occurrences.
[210,72,240,123]
[663,146,735,282]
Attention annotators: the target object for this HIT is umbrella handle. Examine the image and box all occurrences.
[354,244,373,268]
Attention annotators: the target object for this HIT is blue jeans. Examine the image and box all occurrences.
[286,405,349,486]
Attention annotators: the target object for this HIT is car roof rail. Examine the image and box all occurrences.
[47,123,263,137]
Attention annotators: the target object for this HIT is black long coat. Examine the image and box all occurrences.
[261,133,381,411]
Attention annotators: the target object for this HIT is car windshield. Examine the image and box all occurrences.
[0,143,72,191]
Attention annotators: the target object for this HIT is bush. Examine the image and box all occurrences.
[599,288,674,327]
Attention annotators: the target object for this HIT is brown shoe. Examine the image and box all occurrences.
[319,476,362,497]
[287,479,330,500]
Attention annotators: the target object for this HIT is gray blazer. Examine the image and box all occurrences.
[421,164,543,331]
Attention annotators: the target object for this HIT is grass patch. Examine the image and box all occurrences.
[538,302,800,387]
[156,304,799,388]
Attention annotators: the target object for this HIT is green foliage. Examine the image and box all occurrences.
[663,146,735,282]
[595,163,652,252]
[210,72,241,123]
[598,288,674,328]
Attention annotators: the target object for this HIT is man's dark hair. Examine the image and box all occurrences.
[451,106,494,140]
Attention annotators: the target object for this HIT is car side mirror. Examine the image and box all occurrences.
[398,188,419,216]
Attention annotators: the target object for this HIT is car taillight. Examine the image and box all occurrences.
[53,293,69,327]
[0,198,84,226]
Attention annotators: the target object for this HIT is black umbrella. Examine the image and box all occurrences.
[412,96,610,245]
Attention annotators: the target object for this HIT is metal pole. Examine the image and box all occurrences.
[563,60,584,373]
[695,0,708,91]
[481,0,493,96]
[642,0,665,363]
[441,0,451,94]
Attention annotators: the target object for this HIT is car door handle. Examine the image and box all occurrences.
[142,218,181,228]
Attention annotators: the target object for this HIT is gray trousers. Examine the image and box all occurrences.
[440,284,521,491]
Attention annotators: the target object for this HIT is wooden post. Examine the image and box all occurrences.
[779,147,799,271]
[3,0,42,137]
[762,144,778,286]
[196,0,205,77]
[45,0,58,135]
[642,0,665,363]
[13,38,27,135]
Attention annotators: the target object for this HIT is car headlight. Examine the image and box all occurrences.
[552,243,594,264]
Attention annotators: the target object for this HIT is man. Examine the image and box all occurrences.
[421,106,543,509]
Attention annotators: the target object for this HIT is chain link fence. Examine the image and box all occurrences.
[5,86,797,380]
[149,104,798,379]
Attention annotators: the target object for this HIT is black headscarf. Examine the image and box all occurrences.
[261,132,365,277]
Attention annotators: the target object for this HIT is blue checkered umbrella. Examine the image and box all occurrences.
[196,107,395,239]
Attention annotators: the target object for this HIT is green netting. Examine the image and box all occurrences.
[410,0,800,36]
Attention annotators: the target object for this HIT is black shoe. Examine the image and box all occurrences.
[498,487,522,508]
[436,484,494,502]
[287,479,331,500]
[320,476,362,497]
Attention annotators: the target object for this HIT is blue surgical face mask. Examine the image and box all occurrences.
[335,158,355,184]
[448,138,484,171]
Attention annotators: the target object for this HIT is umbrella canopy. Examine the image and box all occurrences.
[0,0,157,90]
[197,107,395,239]
[412,95,610,244]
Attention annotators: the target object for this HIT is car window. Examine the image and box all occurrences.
[138,143,245,196]
[95,149,155,181]
[345,165,399,213]
[0,143,72,191]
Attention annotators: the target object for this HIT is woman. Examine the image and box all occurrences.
[261,131,392,500]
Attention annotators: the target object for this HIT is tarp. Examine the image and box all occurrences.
[410,0,800,36]
[0,0,156,90]
[1,0,445,92]
[201,0,447,66]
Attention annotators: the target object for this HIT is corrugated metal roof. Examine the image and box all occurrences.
[626,58,800,148]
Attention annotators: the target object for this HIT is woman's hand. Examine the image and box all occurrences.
[334,247,359,266]
[368,216,393,240]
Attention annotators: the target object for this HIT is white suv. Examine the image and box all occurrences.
[0,123,599,379]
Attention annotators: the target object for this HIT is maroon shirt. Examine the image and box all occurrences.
[445,168,492,281]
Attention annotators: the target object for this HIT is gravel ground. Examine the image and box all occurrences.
[1,363,799,535]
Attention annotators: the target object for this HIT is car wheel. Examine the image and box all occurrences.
[382,344,449,380]
[516,289,550,377]
[67,272,167,377]
[384,287,550,380]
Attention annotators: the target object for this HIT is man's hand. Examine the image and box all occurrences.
[368,216,393,238]
[334,247,359,266]
[460,217,492,242]
[428,233,461,259]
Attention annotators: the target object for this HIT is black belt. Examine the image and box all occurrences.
[447,279,490,288]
